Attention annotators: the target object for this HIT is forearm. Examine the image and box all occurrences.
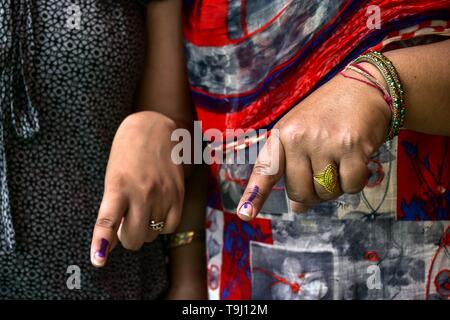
[133,0,194,176]
[383,39,450,135]
[168,164,209,299]
[169,241,206,297]
[135,0,193,130]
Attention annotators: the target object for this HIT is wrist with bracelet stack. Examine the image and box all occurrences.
[340,50,406,141]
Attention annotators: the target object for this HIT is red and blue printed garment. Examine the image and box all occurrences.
[183,0,450,300]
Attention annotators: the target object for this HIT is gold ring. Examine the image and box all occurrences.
[313,163,338,193]
[149,220,165,232]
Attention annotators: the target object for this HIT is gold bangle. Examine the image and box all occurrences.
[168,230,204,249]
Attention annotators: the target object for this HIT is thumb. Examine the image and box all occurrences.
[237,131,285,221]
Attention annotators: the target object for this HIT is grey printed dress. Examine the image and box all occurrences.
[0,1,168,299]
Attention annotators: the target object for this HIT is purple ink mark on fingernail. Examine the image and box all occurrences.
[96,238,109,259]
[246,185,260,203]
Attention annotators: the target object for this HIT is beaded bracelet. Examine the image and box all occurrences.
[353,51,406,140]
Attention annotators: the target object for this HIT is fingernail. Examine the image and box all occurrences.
[94,238,109,262]
[238,202,253,217]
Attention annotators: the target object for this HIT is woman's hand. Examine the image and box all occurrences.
[237,67,391,218]
[90,111,184,267]
[237,40,450,219]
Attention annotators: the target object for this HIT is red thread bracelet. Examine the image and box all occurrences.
[340,63,394,114]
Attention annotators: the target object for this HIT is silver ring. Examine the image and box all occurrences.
[149,220,165,232]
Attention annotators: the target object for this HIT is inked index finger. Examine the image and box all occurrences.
[236,132,285,221]
[90,193,128,267]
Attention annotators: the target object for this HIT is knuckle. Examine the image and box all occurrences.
[160,181,171,194]
[309,128,332,146]
[159,115,178,132]
[342,176,365,194]
[169,206,182,222]
[285,178,318,204]
[135,177,158,200]
[119,231,145,251]
[122,112,176,131]
[280,123,305,146]
[340,162,368,194]
[121,240,143,251]
[286,189,316,205]
[99,195,123,211]
[338,130,370,156]
[362,141,379,158]
[163,223,177,234]
[162,180,183,199]
[252,161,274,176]
[286,189,303,202]
[122,112,143,128]
[145,232,159,243]
[344,184,364,194]
[340,130,363,152]
[95,217,118,230]
[105,175,126,194]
